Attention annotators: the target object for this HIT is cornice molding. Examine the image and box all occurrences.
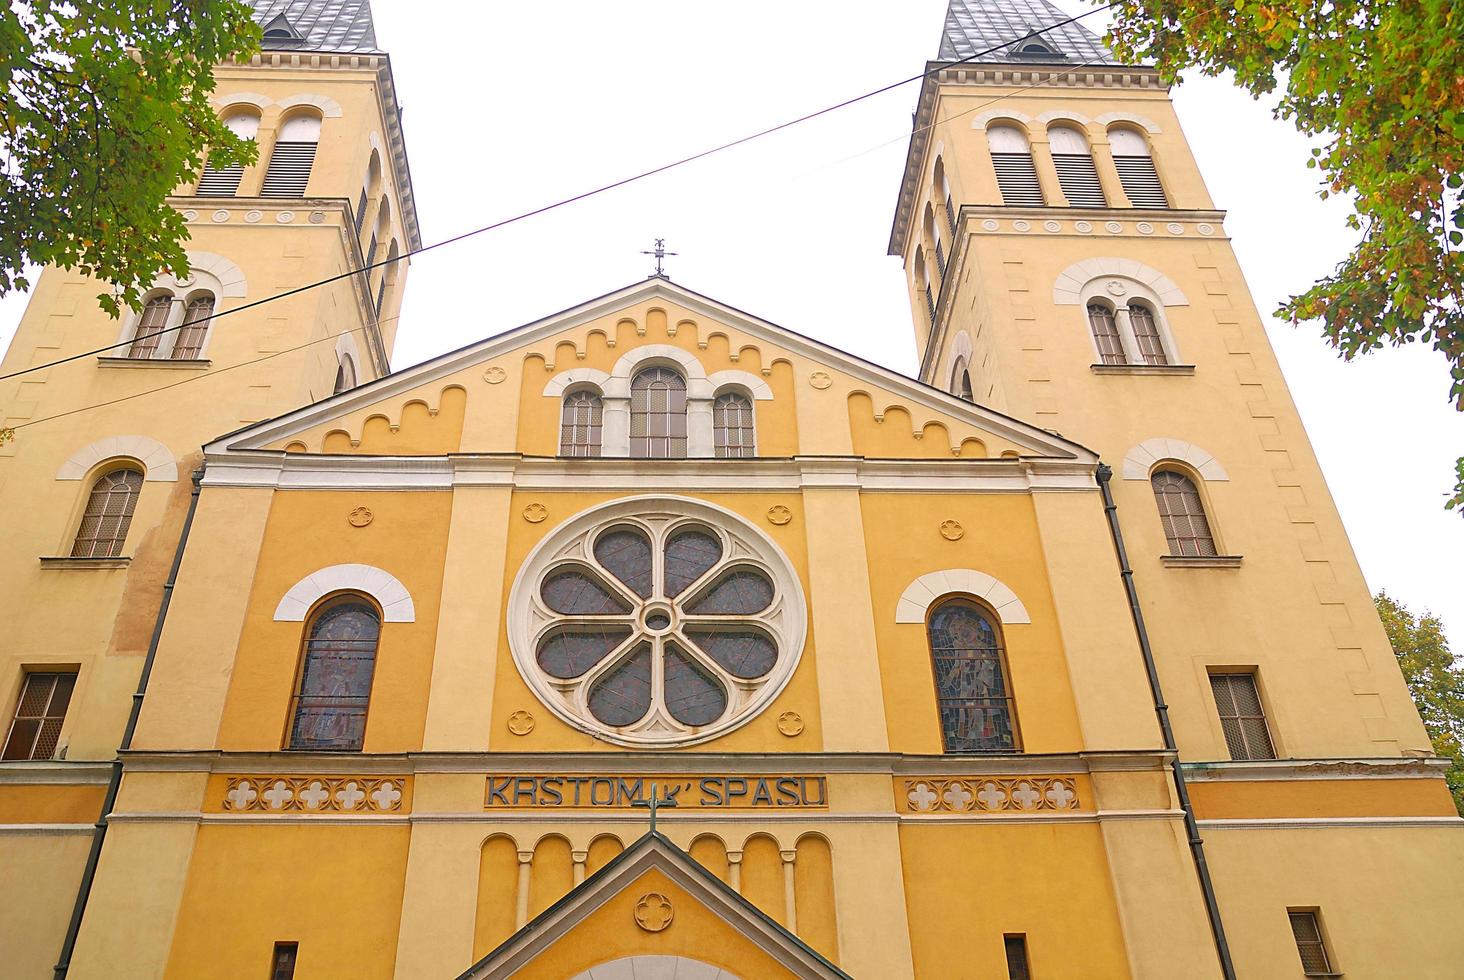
[1181,758,1452,782]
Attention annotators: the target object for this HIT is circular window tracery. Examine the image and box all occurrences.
[508,497,806,747]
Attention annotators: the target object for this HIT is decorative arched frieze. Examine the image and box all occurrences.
[57,436,178,482]
[543,367,612,397]
[895,569,1031,625]
[273,564,416,623]
[1122,438,1229,481]
[276,93,343,118]
[1052,258,1188,307]
[971,109,1032,129]
[707,369,773,400]
[1096,111,1163,134]
[212,91,273,109]
[568,958,742,980]
[185,250,248,298]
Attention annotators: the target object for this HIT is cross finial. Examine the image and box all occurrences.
[641,238,677,279]
[631,786,680,834]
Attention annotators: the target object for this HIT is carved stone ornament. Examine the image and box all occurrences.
[766,505,792,526]
[777,711,805,737]
[1104,279,1128,297]
[507,710,535,736]
[808,371,832,390]
[348,507,374,528]
[522,503,548,524]
[309,210,326,224]
[904,777,1079,813]
[939,520,965,541]
[634,893,674,932]
[222,776,405,813]
[483,366,507,384]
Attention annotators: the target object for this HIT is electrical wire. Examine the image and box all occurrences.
[0,2,1121,384]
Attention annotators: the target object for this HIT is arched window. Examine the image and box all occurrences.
[261,113,322,197]
[127,295,173,359]
[987,125,1044,206]
[927,598,1017,752]
[630,367,688,458]
[171,293,214,359]
[1048,125,1106,207]
[375,240,399,314]
[1151,470,1216,556]
[713,392,755,457]
[952,357,974,402]
[197,108,261,197]
[287,596,382,751]
[1109,129,1168,208]
[355,151,382,237]
[71,467,143,558]
[560,389,604,457]
[915,246,935,325]
[934,157,956,234]
[1087,303,1125,365]
[924,204,945,278]
[1128,302,1168,365]
[333,354,357,394]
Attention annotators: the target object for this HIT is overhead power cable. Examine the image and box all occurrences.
[0,2,1120,384]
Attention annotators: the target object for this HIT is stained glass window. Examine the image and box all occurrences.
[594,527,654,598]
[288,597,381,752]
[560,390,603,457]
[927,599,1017,752]
[664,528,721,597]
[588,644,653,726]
[630,367,688,458]
[71,468,143,558]
[713,392,755,457]
[685,568,773,615]
[1151,470,1217,556]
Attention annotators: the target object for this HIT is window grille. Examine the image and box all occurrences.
[1114,156,1168,207]
[927,599,1017,752]
[288,597,381,752]
[365,233,379,272]
[171,295,214,359]
[1288,911,1334,976]
[713,392,755,458]
[354,187,369,237]
[630,367,688,458]
[1088,304,1125,364]
[2,672,76,760]
[1049,126,1106,207]
[944,195,957,236]
[271,942,299,980]
[935,238,947,278]
[1151,470,1217,557]
[374,274,387,315]
[1004,935,1031,980]
[560,390,604,457]
[991,153,1044,206]
[261,142,317,197]
[1209,672,1276,760]
[925,285,937,326]
[196,162,245,197]
[1128,304,1168,365]
[128,296,172,359]
[71,468,143,558]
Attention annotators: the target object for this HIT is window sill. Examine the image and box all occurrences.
[1091,364,1195,376]
[97,356,211,370]
[1161,555,1242,569]
[39,556,131,569]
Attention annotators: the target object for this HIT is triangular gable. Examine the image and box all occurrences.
[458,832,850,980]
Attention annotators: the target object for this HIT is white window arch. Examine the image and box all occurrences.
[1047,125,1105,207]
[987,124,1043,206]
[1109,127,1169,207]
[895,569,1031,625]
[116,255,240,361]
[273,563,416,623]
[1074,277,1181,365]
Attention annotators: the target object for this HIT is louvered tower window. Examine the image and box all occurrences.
[713,392,755,458]
[915,246,936,325]
[1049,125,1106,207]
[925,205,946,278]
[262,114,322,197]
[1087,303,1125,364]
[197,109,260,196]
[935,157,957,234]
[987,125,1043,206]
[1110,128,1168,208]
[127,295,172,359]
[560,390,603,457]
[72,467,143,558]
[1128,303,1168,365]
[1151,470,1216,556]
[630,367,688,459]
[171,294,214,359]
[1209,672,1276,760]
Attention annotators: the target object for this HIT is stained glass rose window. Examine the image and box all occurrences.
[508,497,806,746]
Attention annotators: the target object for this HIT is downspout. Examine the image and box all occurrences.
[1095,463,1238,980]
[53,463,205,979]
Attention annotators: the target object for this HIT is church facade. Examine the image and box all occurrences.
[2,2,1461,978]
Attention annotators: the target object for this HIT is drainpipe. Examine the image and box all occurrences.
[53,463,205,979]
[1095,463,1238,980]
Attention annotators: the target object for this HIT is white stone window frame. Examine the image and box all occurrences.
[542,352,770,458]
[112,252,247,361]
[506,495,807,748]
[1063,272,1186,367]
[895,569,1031,626]
[273,563,416,623]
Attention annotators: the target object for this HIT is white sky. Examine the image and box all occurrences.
[1,0,1459,636]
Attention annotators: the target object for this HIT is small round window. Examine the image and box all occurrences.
[507,497,806,747]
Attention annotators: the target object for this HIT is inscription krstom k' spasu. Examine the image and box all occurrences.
[484,775,829,808]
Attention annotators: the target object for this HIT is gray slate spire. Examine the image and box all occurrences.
[249,0,381,54]
[939,0,1118,65]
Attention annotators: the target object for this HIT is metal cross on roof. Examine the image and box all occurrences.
[642,239,678,279]
[631,786,680,833]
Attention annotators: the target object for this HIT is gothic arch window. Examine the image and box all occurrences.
[952,357,974,402]
[333,353,357,394]
[927,598,1018,753]
[630,367,688,459]
[1087,302,1125,365]
[71,466,144,557]
[197,108,260,196]
[1151,469,1217,556]
[127,295,173,359]
[262,112,322,197]
[171,292,215,359]
[1128,302,1168,365]
[560,388,604,457]
[287,594,382,751]
[1109,128,1168,207]
[1048,125,1106,207]
[713,391,755,458]
[987,124,1043,206]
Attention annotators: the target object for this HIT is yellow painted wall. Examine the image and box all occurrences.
[0,832,94,980]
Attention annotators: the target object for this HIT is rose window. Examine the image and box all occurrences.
[508,497,806,747]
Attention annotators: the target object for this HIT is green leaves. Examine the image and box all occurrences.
[1107,0,1464,512]
[1376,592,1464,814]
[0,0,260,313]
